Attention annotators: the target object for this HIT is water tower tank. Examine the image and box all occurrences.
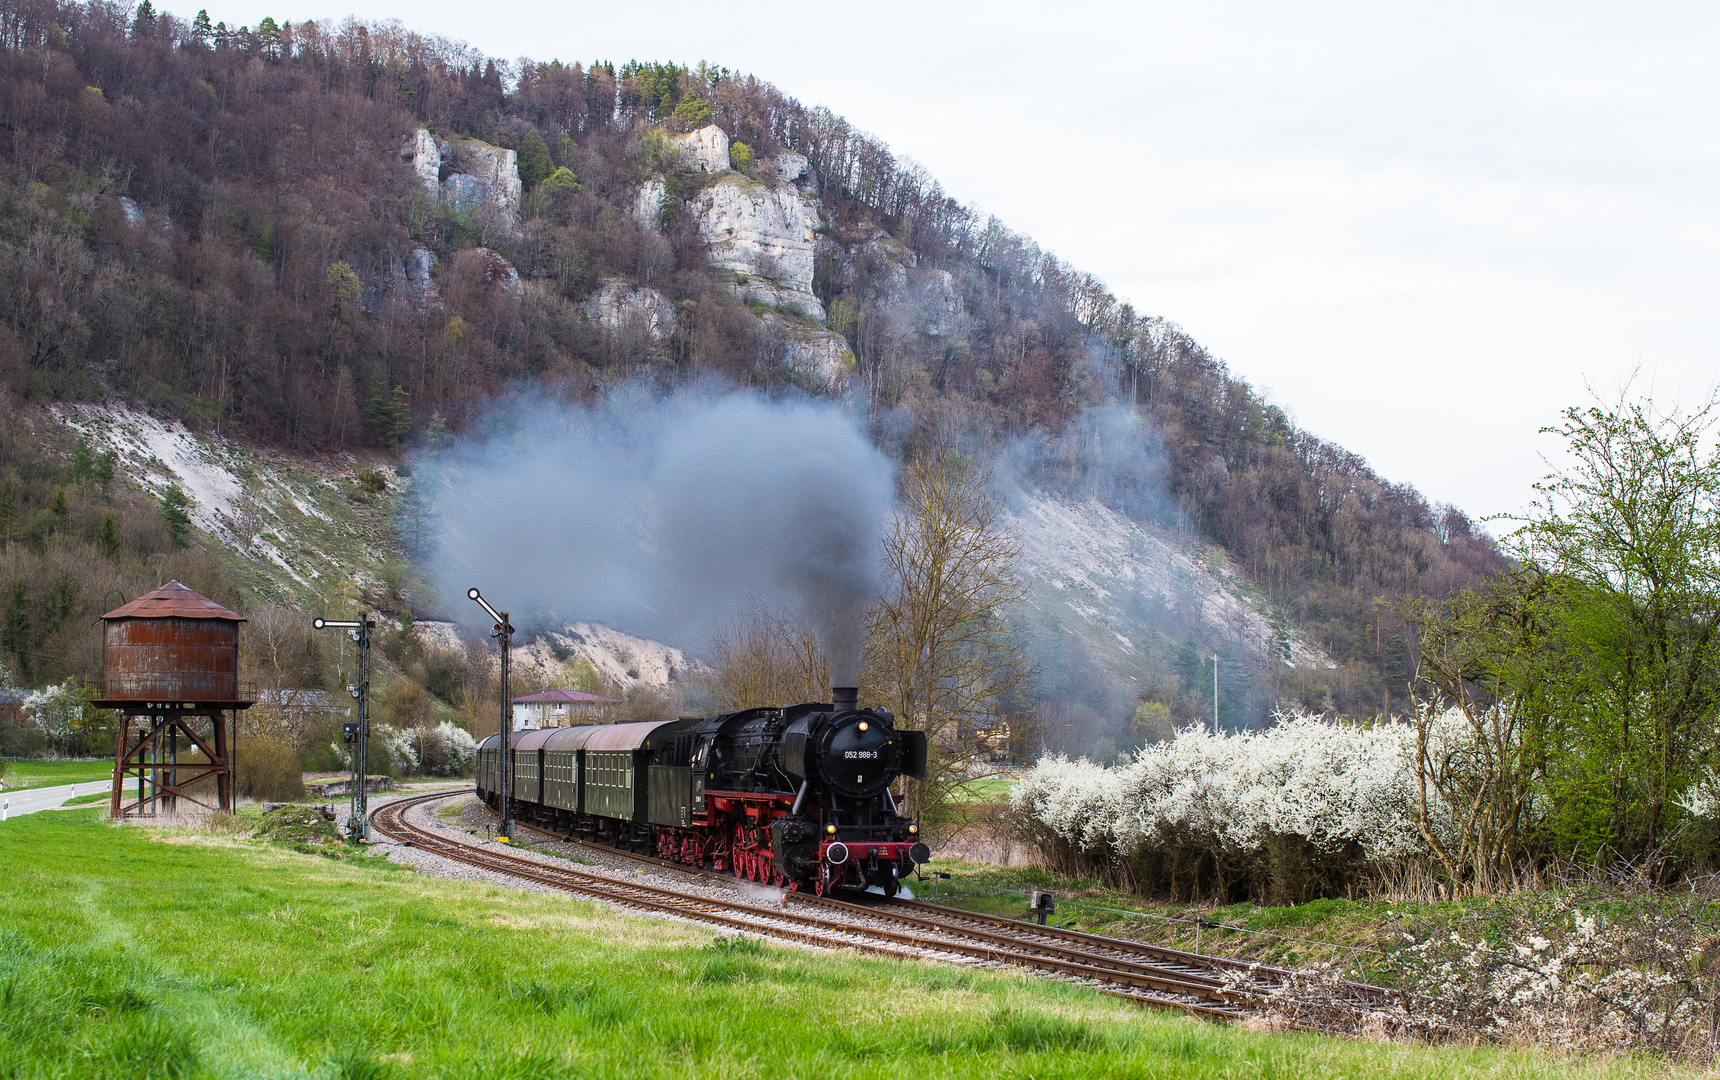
[101,581,245,703]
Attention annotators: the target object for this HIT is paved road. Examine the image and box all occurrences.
[0,782,103,820]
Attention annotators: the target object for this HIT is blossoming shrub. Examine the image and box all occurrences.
[372,721,477,776]
[1011,711,1464,903]
[1382,880,1720,1062]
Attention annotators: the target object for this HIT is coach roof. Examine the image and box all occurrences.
[583,719,687,751]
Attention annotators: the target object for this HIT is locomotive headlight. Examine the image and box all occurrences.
[908,824,918,834]
[826,824,837,834]
[857,721,869,732]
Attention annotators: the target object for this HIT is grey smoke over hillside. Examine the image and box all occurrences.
[416,388,896,682]
[990,403,1182,527]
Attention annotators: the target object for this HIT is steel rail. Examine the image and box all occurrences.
[500,804,1387,1006]
[499,815,1277,997]
[371,791,1253,1021]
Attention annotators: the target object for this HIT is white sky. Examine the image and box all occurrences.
[214,0,1719,522]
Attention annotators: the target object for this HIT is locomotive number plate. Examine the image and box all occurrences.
[843,751,877,759]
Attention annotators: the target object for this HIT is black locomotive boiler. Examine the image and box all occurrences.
[476,687,930,895]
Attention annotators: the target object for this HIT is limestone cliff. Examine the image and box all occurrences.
[768,150,810,186]
[581,280,676,342]
[404,128,439,197]
[692,176,824,321]
[631,177,666,230]
[400,129,522,224]
[669,124,730,173]
[758,313,852,388]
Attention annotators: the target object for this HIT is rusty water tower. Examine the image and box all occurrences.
[93,581,254,817]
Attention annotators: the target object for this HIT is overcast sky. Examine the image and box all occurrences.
[214,0,1717,523]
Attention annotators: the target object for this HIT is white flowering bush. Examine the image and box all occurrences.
[419,721,477,776]
[1382,883,1720,1061]
[24,681,93,753]
[370,721,476,776]
[1012,710,1470,901]
[373,723,418,775]
[1676,774,1720,819]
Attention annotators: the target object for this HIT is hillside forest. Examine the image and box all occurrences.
[0,0,1508,757]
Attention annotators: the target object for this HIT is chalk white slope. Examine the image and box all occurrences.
[1007,491,1334,672]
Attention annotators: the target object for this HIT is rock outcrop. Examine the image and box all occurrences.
[442,139,522,220]
[769,150,809,185]
[400,129,522,224]
[692,178,824,321]
[760,313,851,387]
[632,177,665,229]
[118,196,145,227]
[580,280,676,342]
[403,246,439,308]
[405,128,439,197]
[670,124,730,173]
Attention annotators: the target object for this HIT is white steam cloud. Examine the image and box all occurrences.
[416,387,896,683]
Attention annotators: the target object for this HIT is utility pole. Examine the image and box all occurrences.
[468,588,514,840]
[314,613,374,842]
[1211,655,1219,735]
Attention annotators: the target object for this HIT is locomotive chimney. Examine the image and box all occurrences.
[832,686,858,712]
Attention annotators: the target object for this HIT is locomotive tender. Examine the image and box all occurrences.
[475,687,930,895]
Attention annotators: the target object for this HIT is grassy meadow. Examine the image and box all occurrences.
[0,807,1694,1079]
[1,759,116,790]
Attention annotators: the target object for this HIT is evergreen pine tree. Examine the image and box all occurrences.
[517,130,553,187]
[190,9,213,48]
[672,96,711,129]
[132,0,155,38]
[71,438,93,483]
[389,385,411,449]
[3,581,27,681]
[0,490,16,542]
[94,451,115,496]
[97,513,120,560]
[50,487,67,525]
[159,485,192,547]
[257,17,281,59]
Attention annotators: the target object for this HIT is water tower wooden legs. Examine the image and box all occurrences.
[109,710,234,818]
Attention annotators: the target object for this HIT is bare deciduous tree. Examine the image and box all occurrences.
[240,603,329,754]
[1402,570,1548,890]
[710,606,827,710]
[864,452,1032,832]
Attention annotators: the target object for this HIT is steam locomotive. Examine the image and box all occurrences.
[474,688,930,895]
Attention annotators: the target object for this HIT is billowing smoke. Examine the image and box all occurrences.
[990,403,1181,527]
[416,387,896,682]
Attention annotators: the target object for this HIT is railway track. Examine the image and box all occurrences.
[372,791,1376,1024]
[495,801,1390,1011]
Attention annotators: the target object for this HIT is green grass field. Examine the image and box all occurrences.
[949,777,1016,804]
[0,808,1691,1079]
[0,758,115,790]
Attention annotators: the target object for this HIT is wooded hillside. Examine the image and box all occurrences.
[0,0,1506,728]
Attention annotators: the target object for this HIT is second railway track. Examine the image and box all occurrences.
[372,790,1382,1025]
